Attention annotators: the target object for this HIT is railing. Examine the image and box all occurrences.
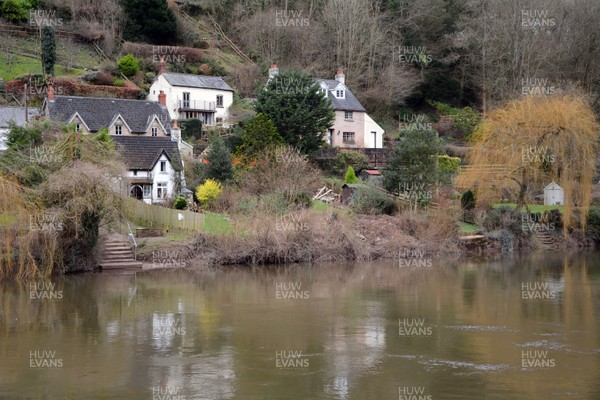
[178,99,216,111]
[126,221,138,260]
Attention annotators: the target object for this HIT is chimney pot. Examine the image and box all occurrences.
[159,56,167,75]
[335,70,345,85]
[158,90,167,106]
[47,83,55,101]
[269,64,280,79]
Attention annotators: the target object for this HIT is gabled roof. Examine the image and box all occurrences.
[361,169,382,176]
[162,73,234,92]
[544,181,562,190]
[112,136,182,171]
[0,106,39,128]
[48,96,171,134]
[316,79,366,112]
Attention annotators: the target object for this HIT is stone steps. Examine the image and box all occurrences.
[98,240,141,270]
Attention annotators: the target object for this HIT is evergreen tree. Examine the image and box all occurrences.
[41,26,56,76]
[383,126,444,196]
[204,135,233,183]
[122,0,178,44]
[345,166,359,183]
[255,70,334,154]
[236,113,282,161]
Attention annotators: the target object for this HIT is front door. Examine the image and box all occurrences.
[130,185,143,201]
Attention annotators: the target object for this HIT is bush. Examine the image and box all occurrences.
[461,189,476,223]
[174,196,187,210]
[353,187,398,215]
[113,78,126,87]
[480,206,522,234]
[0,0,31,22]
[118,54,140,77]
[345,166,359,184]
[334,150,369,175]
[195,179,222,208]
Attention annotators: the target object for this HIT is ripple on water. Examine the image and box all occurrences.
[421,357,511,373]
[443,325,518,333]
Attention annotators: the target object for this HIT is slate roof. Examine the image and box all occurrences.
[48,96,171,134]
[112,136,183,171]
[162,73,234,92]
[0,106,39,128]
[316,79,366,112]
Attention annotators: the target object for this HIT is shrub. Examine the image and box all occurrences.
[461,189,476,223]
[334,150,369,175]
[113,78,126,87]
[195,179,222,208]
[586,208,600,240]
[118,54,140,77]
[174,196,187,210]
[345,166,359,184]
[353,187,398,215]
[0,0,31,22]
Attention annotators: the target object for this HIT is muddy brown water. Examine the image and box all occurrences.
[0,252,599,399]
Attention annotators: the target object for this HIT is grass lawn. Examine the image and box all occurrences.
[312,200,330,213]
[204,212,232,235]
[493,203,564,213]
[0,53,84,80]
[458,222,479,234]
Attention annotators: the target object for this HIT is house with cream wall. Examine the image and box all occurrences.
[268,65,385,149]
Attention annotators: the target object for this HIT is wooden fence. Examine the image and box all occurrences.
[123,197,205,232]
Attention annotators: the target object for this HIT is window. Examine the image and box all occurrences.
[343,132,355,143]
[216,95,223,108]
[76,124,81,132]
[216,117,223,126]
[143,185,151,198]
[344,111,353,120]
[151,127,158,136]
[157,182,167,199]
[133,170,138,176]
[183,92,190,108]
[160,161,167,172]
[115,125,122,135]
[336,90,345,98]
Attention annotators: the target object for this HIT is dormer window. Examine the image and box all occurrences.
[336,90,345,98]
[344,111,353,120]
[151,127,158,136]
[75,124,81,132]
[115,125,122,135]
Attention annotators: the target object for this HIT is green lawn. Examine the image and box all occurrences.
[312,200,330,212]
[458,222,479,234]
[204,212,232,235]
[0,53,85,80]
[493,203,563,213]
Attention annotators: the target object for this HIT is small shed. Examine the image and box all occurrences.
[341,183,368,205]
[360,169,383,186]
[544,181,564,206]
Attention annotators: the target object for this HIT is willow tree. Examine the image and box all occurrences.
[461,94,600,232]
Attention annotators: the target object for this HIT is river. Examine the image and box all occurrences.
[0,252,599,399]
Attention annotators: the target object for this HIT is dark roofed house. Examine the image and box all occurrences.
[267,65,384,149]
[112,136,184,204]
[44,93,186,204]
[148,64,234,127]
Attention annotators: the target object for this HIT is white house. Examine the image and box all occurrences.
[544,181,564,206]
[0,106,39,151]
[268,65,385,149]
[148,60,234,127]
[45,94,186,204]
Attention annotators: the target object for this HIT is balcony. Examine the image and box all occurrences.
[178,99,216,112]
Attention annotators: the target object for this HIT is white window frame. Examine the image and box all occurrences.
[344,111,353,120]
[151,127,158,136]
[160,161,167,173]
[216,95,224,108]
[336,90,345,98]
[157,182,168,199]
[143,185,151,198]
[115,125,122,135]
[342,132,355,143]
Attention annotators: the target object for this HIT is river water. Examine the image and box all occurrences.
[0,252,599,399]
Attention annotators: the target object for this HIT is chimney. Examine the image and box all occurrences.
[158,90,166,106]
[269,64,280,79]
[335,70,345,85]
[47,83,55,101]
[173,119,178,129]
[159,56,167,75]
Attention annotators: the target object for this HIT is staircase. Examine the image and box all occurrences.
[97,240,142,270]
[534,231,555,249]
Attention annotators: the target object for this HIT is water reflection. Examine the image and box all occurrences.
[0,253,598,399]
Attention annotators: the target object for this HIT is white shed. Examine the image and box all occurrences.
[544,181,564,206]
